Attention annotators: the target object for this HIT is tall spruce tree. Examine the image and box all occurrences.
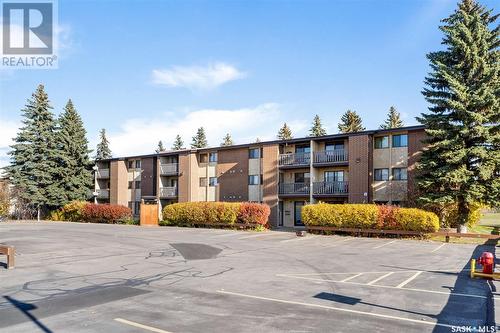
[221,133,234,146]
[56,99,93,203]
[191,127,208,148]
[172,135,184,150]
[417,0,499,231]
[277,123,293,140]
[95,129,112,160]
[6,84,61,220]
[380,106,404,129]
[310,115,327,136]
[338,110,365,133]
[156,140,166,153]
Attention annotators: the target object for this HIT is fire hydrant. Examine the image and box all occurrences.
[478,252,495,274]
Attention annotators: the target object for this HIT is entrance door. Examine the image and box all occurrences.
[294,201,305,226]
[278,201,284,227]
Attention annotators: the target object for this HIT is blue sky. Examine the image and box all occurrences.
[1,0,497,163]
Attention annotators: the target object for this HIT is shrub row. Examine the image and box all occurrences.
[161,202,271,228]
[302,203,439,233]
[50,201,132,224]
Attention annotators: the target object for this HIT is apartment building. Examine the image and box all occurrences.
[93,125,426,228]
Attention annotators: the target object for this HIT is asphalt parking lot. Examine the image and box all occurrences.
[0,221,497,333]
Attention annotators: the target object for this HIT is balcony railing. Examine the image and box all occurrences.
[160,186,178,198]
[279,183,310,195]
[96,189,109,198]
[313,181,348,195]
[160,163,179,175]
[279,152,310,167]
[96,168,109,179]
[313,150,348,164]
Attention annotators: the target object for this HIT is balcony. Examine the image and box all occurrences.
[279,152,310,168]
[96,189,109,198]
[160,186,178,199]
[313,150,348,166]
[313,181,348,196]
[160,163,179,176]
[278,183,310,196]
[96,168,109,179]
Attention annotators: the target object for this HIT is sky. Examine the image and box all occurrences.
[1,0,498,167]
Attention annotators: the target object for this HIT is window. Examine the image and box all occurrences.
[128,161,133,168]
[249,175,260,185]
[325,142,344,151]
[392,134,408,148]
[375,136,389,149]
[374,168,389,181]
[392,167,408,180]
[199,177,207,187]
[295,145,311,153]
[260,174,264,185]
[135,160,141,169]
[294,172,310,184]
[135,180,141,189]
[209,152,218,163]
[128,181,133,189]
[134,201,140,215]
[199,154,208,163]
[209,177,218,186]
[324,171,344,182]
[249,148,260,159]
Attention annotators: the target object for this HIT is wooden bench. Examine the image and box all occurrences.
[0,245,14,269]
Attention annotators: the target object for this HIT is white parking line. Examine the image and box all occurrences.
[431,243,446,253]
[114,318,173,333]
[366,272,393,285]
[217,290,454,329]
[276,274,489,299]
[238,233,282,240]
[340,273,363,282]
[211,232,245,238]
[322,237,355,248]
[396,271,423,288]
[279,235,318,243]
[373,240,397,249]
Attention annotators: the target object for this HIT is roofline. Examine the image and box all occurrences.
[95,125,425,162]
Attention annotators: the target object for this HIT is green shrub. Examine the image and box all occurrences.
[162,202,270,228]
[302,203,439,233]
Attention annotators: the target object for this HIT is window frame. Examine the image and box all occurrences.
[199,177,207,187]
[248,175,260,185]
[135,180,141,189]
[392,167,408,181]
[209,177,218,187]
[249,148,260,159]
[135,160,141,169]
[374,168,389,181]
[392,134,408,148]
[374,136,389,149]
[209,152,218,163]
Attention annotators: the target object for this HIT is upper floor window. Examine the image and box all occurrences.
[374,168,389,181]
[199,177,207,187]
[135,180,141,189]
[325,171,344,182]
[325,142,344,151]
[392,168,408,180]
[128,161,133,169]
[209,152,218,163]
[209,177,218,186]
[248,175,260,185]
[294,172,310,184]
[392,134,408,148]
[374,136,389,149]
[249,148,260,159]
[135,160,141,169]
[199,154,208,163]
[295,145,311,154]
[128,181,133,189]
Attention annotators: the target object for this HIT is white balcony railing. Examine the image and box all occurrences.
[160,186,178,198]
[160,163,178,175]
[313,181,348,195]
[313,150,348,164]
[278,183,310,195]
[278,152,310,167]
[96,168,110,178]
[96,189,109,198]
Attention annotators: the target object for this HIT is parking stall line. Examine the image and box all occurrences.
[431,243,446,253]
[238,233,283,240]
[279,235,319,243]
[396,271,423,288]
[114,318,173,333]
[366,272,394,285]
[322,237,355,248]
[373,240,397,249]
[217,290,454,329]
[340,273,363,282]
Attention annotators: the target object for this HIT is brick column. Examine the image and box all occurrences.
[348,135,370,203]
[262,144,279,227]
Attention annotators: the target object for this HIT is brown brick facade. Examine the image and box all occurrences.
[262,144,279,227]
[217,148,249,202]
[348,135,370,203]
[140,157,156,197]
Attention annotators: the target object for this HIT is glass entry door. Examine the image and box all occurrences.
[294,201,305,226]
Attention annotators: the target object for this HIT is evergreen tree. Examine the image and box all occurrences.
[277,123,293,140]
[56,99,93,203]
[191,127,208,148]
[95,129,112,160]
[416,0,499,231]
[380,106,404,129]
[6,84,61,220]
[338,110,365,133]
[172,134,184,150]
[156,140,166,153]
[309,114,327,136]
[221,133,234,146]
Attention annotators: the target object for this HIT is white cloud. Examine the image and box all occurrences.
[103,103,306,157]
[0,118,19,170]
[151,62,246,90]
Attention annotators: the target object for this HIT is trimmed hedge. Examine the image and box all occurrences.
[302,203,439,233]
[161,202,270,228]
[80,203,132,223]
